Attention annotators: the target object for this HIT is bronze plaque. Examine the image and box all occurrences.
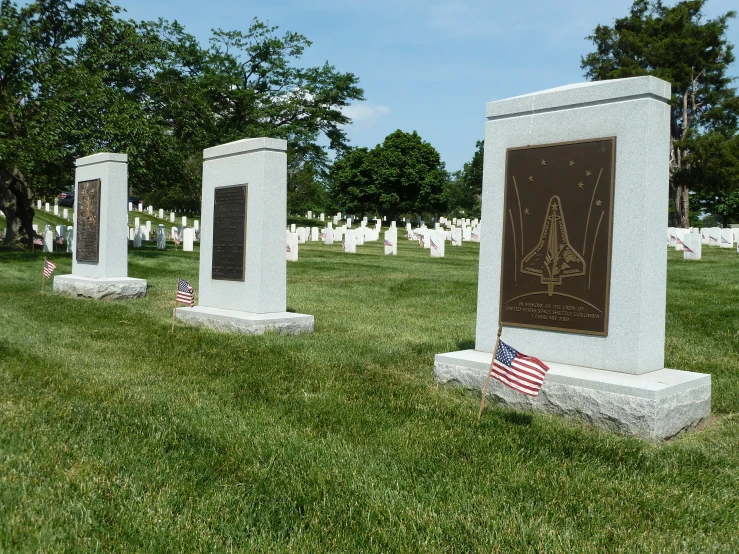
[212,184,247,281]
[75,179,101,263]
[500,138,616,336]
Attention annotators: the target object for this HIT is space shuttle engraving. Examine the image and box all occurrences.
[521,195,585,296]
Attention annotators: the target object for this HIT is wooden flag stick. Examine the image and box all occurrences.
[171,275,179,332]
[41,257,46,293]
[478,324,503,421]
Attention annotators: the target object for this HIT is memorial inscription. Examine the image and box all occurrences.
[75,179,101,263]
[500,138,616,335]
[212,184,247,281]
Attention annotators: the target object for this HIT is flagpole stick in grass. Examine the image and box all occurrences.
[172,275,179,333]
[478,324,503,421]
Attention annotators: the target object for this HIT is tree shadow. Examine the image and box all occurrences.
[456,339,475,350]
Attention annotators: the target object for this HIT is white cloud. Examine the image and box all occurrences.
[341,103,391,126]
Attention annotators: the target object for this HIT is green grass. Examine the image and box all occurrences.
[0,242,737,552]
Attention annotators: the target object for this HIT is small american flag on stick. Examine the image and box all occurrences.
[43,259,56,278]
[430,239,438,251]
[490,340,549,397]
[176,277,194,306]
[384,239,393,247]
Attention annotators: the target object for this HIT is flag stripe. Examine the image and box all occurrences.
[489,367,540,396]
[493,361,544,388]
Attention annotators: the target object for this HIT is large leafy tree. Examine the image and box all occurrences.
[0,1,363,249]
[581,0,739,227]
[444,140,483,218]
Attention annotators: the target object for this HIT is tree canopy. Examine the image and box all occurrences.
[0,0,363,248]
[581,0,739,227]
[329,130,447,219]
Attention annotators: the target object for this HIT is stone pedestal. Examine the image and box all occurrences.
[434,350,710,441]
[53,153,147,299]
[434,77,710,440]
[178,137,312,335]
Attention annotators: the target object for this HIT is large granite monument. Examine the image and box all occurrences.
[175,138,313,335]
[434,77,710,440]
[53,153,147,299]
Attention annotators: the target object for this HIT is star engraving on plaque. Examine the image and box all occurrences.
[540,159,546,166]
[577,182,584,189]
[524,208,530,215]
[528,175,534,182]
[568,160,575,167]
[596,200,602,207]
[585,170,592,177]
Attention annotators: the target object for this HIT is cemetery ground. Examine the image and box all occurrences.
[1,241,738,553]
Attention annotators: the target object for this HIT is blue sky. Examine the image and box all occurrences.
[117,0,739,171]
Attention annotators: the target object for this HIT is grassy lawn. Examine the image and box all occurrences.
[0,240,737,552]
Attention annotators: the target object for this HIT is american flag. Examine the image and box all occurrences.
[710,236,718,243]
[43,259,56,278]
[472,233,479,240]
[490,340,550,397]
[722,235,731,244]
[286,243,291,252]
[174,230,181,245]
[176,277,194,306]
[384,239,393,247]
[683,243,696,254]
[33,237,43,246]
[430,238,438,250]
[342,239,346,251]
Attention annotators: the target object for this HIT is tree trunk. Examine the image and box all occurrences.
[0,166,35,250]
[673,184,690,228]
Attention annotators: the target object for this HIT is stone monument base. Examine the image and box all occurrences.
[435,349,710,441]
[53,275,147,300]
[175,306,314,335]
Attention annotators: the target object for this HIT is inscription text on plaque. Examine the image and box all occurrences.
[76,179,101,263]
[500,138,616,336]
[212,184,247,281]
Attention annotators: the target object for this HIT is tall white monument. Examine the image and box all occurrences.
[176,138,313,334]
[434,77,710,440]
[53,153,147,299]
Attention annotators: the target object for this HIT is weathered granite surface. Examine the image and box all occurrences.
[53,275,147,300]
[176,305,313,335]
[435,349,710,441]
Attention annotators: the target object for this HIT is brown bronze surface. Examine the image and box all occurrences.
[75,179,101,263]
[500,138,616,336]
[212,184,247,281]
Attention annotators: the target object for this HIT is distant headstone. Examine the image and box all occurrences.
[384,229,397,255]
[683,232,701,260]
[720,228,733,249]
[194,220,199,231]
[430,231,445,258]
[134,216,140,228]
[343,229,356,253]
[286,231,298,261]
[708,227,720,246]
[53,205,59,216]
[66,227,74,253]
[138,202,143,211]
[133,227,143,248]
[45,202,50,212]
[451,227,462,246]
[323,228,334,245]
[157,225,166,249]
[148,205,153,215]
[43,230,54,252]
[182,227,194,251]
[145,220,152,232]
[170,212,175,223]
[319,213,325,222]
[310,227,319,241]
[182,216,187,227]
[296,227,306,244]
[37,199,42,209]
[62,208,69,219]
[159,208,164,218]
[290,223,296,233]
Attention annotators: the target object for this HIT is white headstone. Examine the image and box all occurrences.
[66,227,74,253]
[134,216,140,228]
[133,227,143,248]
[156,225,166,249]
[194,220,199,231]
[45,202,50,212]
[170,212,175,223]
[145,220,152,232]
[310,227,319,241]
[138,202,143,212]
[140,226,150,241]
[355,227,365,246]
[307,211,312,219]
[470,228,481,242]
[319,213,325,221]
[429,231,445,258]
[43,230,54,252]
[462,227,471,241]
[63,208,69,219]
[708,227,720,246]
[32,224,38,234]
[296,227,306,244]
[323,228,334,245]
[182,216,187,227]
[683,232,701,260]
[384,229,397,255]
[182,227,194,251]
[53,205,59,216]
[159,208,164,218]
[342,229,356,253]
[37,199,42,209]
[720,228,733,249]
[147,205,153,215]
[451,227,462,246]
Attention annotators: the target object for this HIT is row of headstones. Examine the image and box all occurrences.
[128,223,198,251]
[128,203,194,218]
[35,199,70,220]
[668,227,739,260]
[32,224,73,253]
[284,220,481,261]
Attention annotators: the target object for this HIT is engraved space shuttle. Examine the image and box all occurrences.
[521,195,585,296]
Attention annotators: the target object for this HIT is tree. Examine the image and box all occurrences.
[371,130,447,219]
[328,147,377,215]
[0,1,364,249]
[581,0,739,227]
[444,140,483,217]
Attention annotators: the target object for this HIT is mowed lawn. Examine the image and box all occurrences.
[0,239,738,553]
